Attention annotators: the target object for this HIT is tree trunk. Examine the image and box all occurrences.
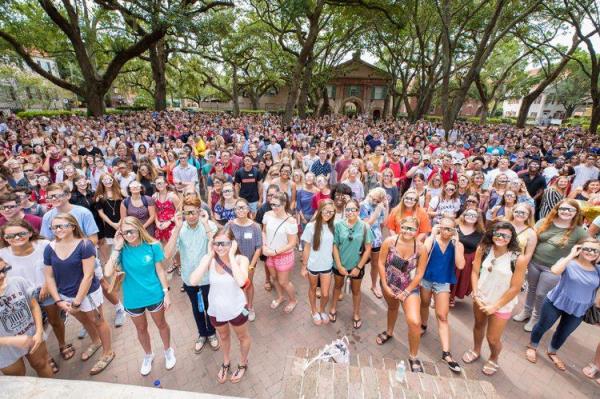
[319,86,330,117]
[150,39,168,111]
[516,94,537,127]
[283,69,301,124]
[383,88,391,118]
[231,65,240,117]
[249,93,259,110]
[479,102,489,124]
[590,98,600,134]
[86,86,106,117]
[297,61,313,119]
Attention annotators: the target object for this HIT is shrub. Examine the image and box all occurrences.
[16,110,85,118]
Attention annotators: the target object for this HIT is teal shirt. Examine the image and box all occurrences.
[120,242,165,309]
[177,220,218,286]
[334,219,373,270]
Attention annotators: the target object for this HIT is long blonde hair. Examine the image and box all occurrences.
[119,216,157,245]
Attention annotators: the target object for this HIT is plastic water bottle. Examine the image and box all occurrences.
[344,276,351,294]
[395,361,406,382]
[153,380,162,388]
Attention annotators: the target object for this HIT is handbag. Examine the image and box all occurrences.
[583,305,600,325]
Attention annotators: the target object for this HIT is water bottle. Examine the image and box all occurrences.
[395,361,406,382]
[344,276,351,295]
[196,291,205,313]
[153,380,162,389]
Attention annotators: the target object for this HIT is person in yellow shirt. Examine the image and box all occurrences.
[194,137,207,158]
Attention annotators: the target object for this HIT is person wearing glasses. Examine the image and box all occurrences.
[213,182,238,226]
[43,213,114,375]
[450,209,484,307]
[462,221,527,376]
[105,217,175,376]
[420,217,465,373]
[0,219,67,374]
[234,155,262,217]
[387,189,432,243]
[120,180,156,236]
[513,199,588,332]
[0,258,52,377]
[487,190,517,222]
[0,193,41,232]
[427,181,461,226]
[300,199,335,325]
[329,199,373,327]
[376,217,427,372]
[262,192,298,313]
[228,199,262,322]
[525,238,600,371]
[152,175,179,252]
[190,227,251,384]
[173,151,199,191]
[165,195,219,353]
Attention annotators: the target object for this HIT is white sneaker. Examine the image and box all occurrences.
[164,347,176,370]
[114,308,126,327]
[513,309,531,322]
[78,327,87,339]
[248,308,256,322]
[140,353,154,376]
[524,317,538,332]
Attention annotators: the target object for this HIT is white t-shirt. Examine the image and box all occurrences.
[301,221,334,272]
[573,164,599,189]
[263,212,298,252]
[0,240,50,288]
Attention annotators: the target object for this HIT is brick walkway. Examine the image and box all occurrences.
[37,259,599,398]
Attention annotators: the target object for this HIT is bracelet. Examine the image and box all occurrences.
[55,299,64,304]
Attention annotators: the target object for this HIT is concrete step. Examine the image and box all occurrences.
[284,348,500,399]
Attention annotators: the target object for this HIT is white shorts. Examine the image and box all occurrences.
[60,287,103,312]
[94,258,104,280]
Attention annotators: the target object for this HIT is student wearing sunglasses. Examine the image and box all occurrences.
[526,238,600,371]
[0,258,52,378]
[105,216,175,376]
[463,221,526,376]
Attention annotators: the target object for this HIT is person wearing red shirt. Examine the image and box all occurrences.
[0,193,41,232]
[380,150,406,189]
[428,155,458,184]
[311,175,331,211]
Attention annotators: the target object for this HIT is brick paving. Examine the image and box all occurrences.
[34,257,600,398]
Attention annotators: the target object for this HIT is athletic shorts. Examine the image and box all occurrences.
[124,300,164,317]
[308,268,332,276]
[333,267,365,280]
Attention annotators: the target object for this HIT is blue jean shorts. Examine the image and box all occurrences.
[248,201,258,213]
[420,279,451,293]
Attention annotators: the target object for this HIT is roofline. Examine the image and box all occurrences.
[334,58,392,79]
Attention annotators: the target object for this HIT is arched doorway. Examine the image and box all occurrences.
[372,109,381,120]
[341,97,363,117]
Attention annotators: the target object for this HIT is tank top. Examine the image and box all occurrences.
[207,259,247,322]
[384,237,418,294]
[516,227,532,254]
[478,250,518,313]
[423,239,457,284]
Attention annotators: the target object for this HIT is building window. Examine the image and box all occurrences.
[346,85,361,97]
[533,96,542,104]
[371,86,387,100]
[529,112,537,118]
[326,85,336,99]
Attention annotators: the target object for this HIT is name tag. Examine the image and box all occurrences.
[244,232,253,240]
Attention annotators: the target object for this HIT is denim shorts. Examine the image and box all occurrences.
[248,201,258,213]
[420,279,451,293]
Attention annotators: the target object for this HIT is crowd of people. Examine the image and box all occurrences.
[0,111,599,386]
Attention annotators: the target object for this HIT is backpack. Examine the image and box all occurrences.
[124,195,149,208]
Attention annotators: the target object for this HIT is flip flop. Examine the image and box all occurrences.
[59,343,75,360]
[217,363,230,384]
[462,349,480,364]
[81,342,102,361]
[547,352,566,371]
[284,301,297,314]
[583,363,599,379]
[89,352,115,375]
[371,287,383,299]
[352,318,362,329]
[482,360,499,376]
[328,311,337,323]
[230,364,248,384]
[525,347,537,364]
[270,298,284,310]
[376,331,393,345]
[49,357,59,374]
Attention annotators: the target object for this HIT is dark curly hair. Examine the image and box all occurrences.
[478,221,521,253]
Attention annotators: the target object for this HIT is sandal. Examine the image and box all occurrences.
[284,301,297,314]
[547,352,566,371]
[583,363,599,379]
[81,342,102,361]
[449,298,456,307]
[49,357,59,374]
[371,286,383,299]
[525,347,537,364]
[59,343,76,360]
[320,312,330,324]
[312,313,322,326]
[89,352,115,375]
[328,311,337,323]
[352,318,362,329]
[166,263,177,273]
[462,349,480,364]
[376,331,393,345]
[408,358,424,373]
[264,282,272,292]
[482,360,499,376]
[217,363,230,384]
[442,351,462,373]
[270,298,284,310]
[194,336,207,354]
[230,364,248,384]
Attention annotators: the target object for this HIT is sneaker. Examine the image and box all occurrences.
[140,353,154,376]
[524,317,538,332]
[114,308,126,328]
[248,308,256,322]
[208,334,220,351]
[78,327,87,339]
[513,309,531,322]
[164,348,176,370]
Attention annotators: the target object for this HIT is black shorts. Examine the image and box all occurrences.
[210,307,249,327]
[124,300,164,317]
[371,246,381,253]
[333,267,365,280]
[308,268,332,276]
